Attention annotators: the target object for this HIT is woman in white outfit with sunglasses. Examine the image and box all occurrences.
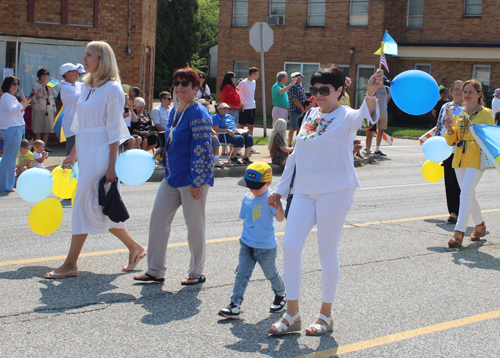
[268,65,383,336]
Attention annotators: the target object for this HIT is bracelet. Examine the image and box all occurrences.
[366,93,376,100]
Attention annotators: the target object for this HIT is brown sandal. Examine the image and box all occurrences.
[470,222,486,241]
[448,231,464,248]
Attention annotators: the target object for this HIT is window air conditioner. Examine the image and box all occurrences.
[267,16,284,26]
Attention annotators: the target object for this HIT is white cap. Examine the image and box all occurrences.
[76,63,86,74]
[494,88,500,96]
[60,63,81,76]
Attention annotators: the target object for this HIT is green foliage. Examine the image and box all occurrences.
[385,127,428,139]
[154,0,201,96]
[197,0,219,56]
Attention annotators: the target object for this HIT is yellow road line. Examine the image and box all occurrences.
[2,209,499,267]
[294,309,500,358]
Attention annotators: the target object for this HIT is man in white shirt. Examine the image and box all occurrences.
[59,63,84,155]
[150,91,172,148]
[492,88,500,125]
[237,67,259,153]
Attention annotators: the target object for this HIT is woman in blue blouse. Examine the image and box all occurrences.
[134,68,214,284]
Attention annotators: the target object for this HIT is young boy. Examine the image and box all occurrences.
[16,139,34,176]
[32,139,48,169]
[218,162,287,319]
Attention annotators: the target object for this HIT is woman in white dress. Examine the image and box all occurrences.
[45,41,145,279]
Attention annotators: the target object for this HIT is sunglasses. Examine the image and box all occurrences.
[309,86,333,96]
[43,73,50,76]
[165,97,172,100]
[13,82,20,86]
[199,75,205,79]
[172,80,190,87]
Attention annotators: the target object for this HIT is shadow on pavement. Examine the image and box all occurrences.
[428,240,499,270]
[135,283,202,326]
[218,315,339,357]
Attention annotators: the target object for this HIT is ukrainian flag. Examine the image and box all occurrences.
[470,125,500,175]
[47,80,59,88]
[53,106,66,143]
[374,30,398,56]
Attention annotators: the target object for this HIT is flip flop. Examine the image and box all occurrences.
[181,275,206,285]
[44,268,78,279]
[133,273,165,283]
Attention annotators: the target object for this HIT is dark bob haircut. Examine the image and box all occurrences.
[37,68,49,79]
[1,76,20,93]
[310,64,346,100]
[173,67,200,90]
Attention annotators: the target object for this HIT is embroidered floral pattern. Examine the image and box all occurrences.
[298,113,336,140]
[360,117,374,131]
[190,116,214,187]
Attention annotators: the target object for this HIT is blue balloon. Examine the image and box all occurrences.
[17,168,54,202]
[391,70,439,116]
[115,149,156,186]
[423,136,452,163]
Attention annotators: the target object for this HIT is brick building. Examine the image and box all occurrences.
[217,0,500,113]
[0,0,157,108]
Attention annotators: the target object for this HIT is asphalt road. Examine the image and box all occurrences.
[1,138,500,358]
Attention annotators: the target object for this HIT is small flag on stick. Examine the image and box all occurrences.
[46,80,59,88]
[53,106,66,143]
[380,54,390,72]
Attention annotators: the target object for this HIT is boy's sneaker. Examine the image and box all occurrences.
[374,150,387,157]
[241,157,253,165]
[270,294,287,313]
[250,148,260,154]
[214,160,225,167]
[218,302,240,318]
[230,157,242,165]
[362,149,371,156]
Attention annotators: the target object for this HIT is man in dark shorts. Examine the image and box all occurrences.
[237,67,260,154]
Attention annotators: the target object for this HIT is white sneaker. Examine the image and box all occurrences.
[214,160,224,168]
[250,148,260,154]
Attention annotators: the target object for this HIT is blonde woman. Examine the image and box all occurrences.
[445,79,495,248]
[45,41,145,279]
[268,118,293,167]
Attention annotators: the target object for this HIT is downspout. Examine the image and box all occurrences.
[15,37,19,75]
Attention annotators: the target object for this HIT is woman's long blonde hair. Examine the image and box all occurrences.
[83,41,121,87]
[268,118,287,151]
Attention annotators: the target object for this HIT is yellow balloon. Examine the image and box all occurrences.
[422,160,444,182]
[71,184,77,206]
[29,198,63,235]
[52,166,77,199]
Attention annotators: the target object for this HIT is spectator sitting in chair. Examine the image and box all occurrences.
[212,102,253,166]
[123,95,142,150]
[132,97,157,152]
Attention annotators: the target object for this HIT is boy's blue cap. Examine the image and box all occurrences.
[238,162,273,189]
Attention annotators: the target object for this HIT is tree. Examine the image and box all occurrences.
[154,0,201,96]
[195,0,219,68]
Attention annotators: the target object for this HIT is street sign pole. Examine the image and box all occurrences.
[249,22,273,138]
[260,23,267,137]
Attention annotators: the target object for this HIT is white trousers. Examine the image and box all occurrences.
[455,167,484,232]
[272,106,288,127]
[283,189,354,302]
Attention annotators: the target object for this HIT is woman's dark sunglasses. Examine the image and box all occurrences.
[172,80,190,87]
[309,86,332,96]
[13,82,20,86]
[198,75,205,79]
[43,72,50,76]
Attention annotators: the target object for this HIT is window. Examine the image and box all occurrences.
[415,63,431,74]
[308,0,325,26]
[355,65,375,108]
[337,64,350,78]
[284,63,321,91]
[407,0,424,28]
[270,0,286,16]
[350,0,369,26]
[234,61,249,80]
[472,64,490,91]
[232,0,248,27]
[464,0,482,16]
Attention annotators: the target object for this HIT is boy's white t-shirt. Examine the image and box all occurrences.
[33,152,44,168]
[237,79,256,110]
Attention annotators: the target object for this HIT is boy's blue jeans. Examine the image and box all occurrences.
[231,240,285,306]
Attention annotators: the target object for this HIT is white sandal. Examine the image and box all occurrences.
[305,313,333,336]
[269,311,301,336]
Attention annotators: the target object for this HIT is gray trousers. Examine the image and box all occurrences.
[146,180,210,279]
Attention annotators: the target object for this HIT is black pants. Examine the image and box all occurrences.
[443,154,460,216]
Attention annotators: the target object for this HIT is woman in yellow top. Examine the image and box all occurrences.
[445,79,494,247]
